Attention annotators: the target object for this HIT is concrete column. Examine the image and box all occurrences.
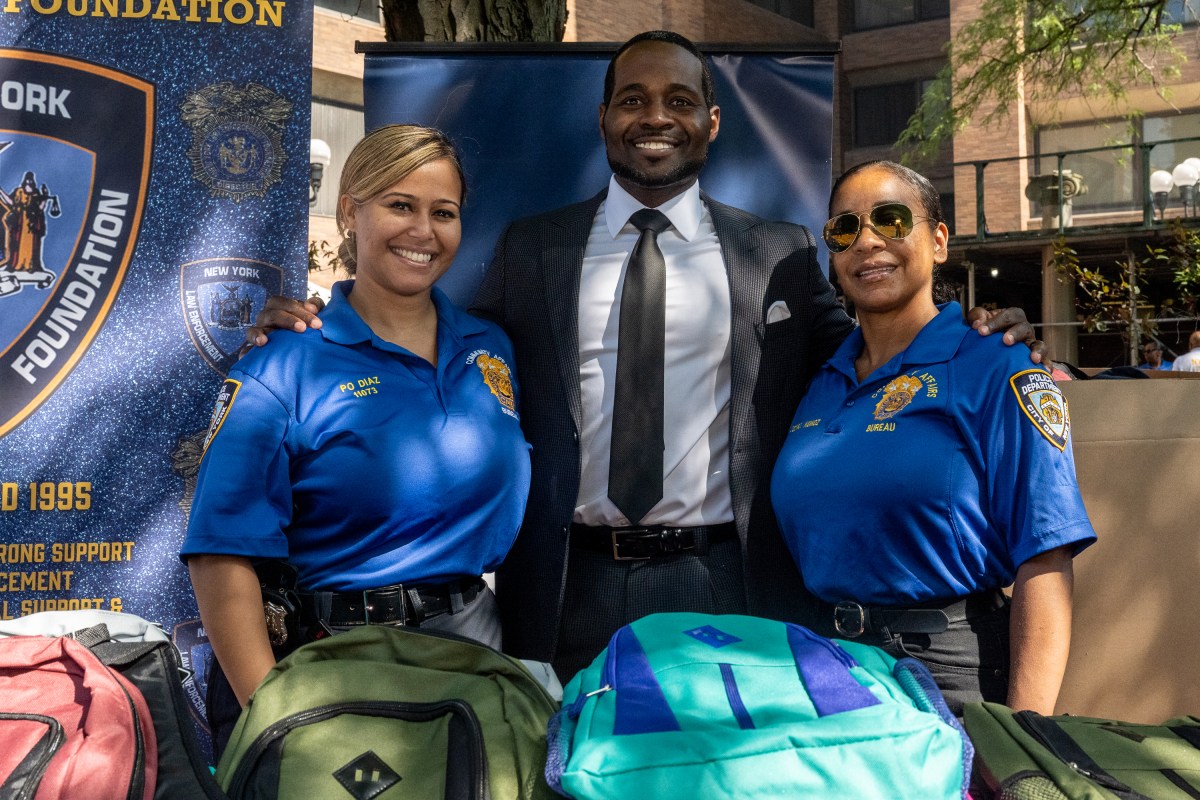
[1041,243,1078,363]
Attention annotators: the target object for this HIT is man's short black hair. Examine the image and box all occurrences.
[602,30,716,109]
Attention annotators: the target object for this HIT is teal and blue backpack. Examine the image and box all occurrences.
[546,612,973,799]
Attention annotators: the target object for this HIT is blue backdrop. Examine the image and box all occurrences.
[362,44,836,306]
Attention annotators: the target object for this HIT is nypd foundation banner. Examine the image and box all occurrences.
[0,0,311,752]
[361,43,837,307]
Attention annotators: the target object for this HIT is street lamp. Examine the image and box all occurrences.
[309,138,331,206]
[1172,160,1199,216]
[1150,169,1174,220]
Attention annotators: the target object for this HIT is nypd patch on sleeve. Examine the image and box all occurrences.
[201,378,242,456]
[1009,370,1070,451]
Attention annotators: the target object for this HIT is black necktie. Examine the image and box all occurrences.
[609,208,671,525]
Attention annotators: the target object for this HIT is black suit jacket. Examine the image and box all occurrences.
[470,189,855,661]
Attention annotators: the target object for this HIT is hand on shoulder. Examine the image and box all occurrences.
[241,295,326,354]
[966,305,1045,364]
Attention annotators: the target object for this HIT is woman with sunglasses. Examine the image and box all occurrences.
[771,160,1095,716]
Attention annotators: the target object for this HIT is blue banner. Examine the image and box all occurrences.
[0,0,313,752]
[362,45,836,306]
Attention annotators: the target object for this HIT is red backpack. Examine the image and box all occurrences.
[0,633,157,800]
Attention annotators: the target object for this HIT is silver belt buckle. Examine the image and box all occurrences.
[834,600,867,638]
[611,528,652,561]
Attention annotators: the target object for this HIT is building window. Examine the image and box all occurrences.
[314,0,378,23]
[853,79,937,148]
[310,100,365,218]
[853,0,948,30]
[1145,113,1200,170]
[744,0,813,26]
[1038,123,1135,210]
[1163,0,1198,24]
[1036,113,1200,212]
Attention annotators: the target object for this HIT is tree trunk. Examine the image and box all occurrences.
[380,0,567,42]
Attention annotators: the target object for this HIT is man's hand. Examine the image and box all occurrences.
[243,295,326,349]
[966,306,1046,365]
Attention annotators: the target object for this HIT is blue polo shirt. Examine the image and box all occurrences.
[771,302,1095,605]
[181,281,532,591]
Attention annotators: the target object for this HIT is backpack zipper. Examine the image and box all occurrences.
[112,676,147,800]
[226,699,487,799]
[0,713,65,800]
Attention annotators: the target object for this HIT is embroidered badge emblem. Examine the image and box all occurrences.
[475,353,515,412]
[0,49,153,438]
[180,257,283,375]
[873,375,923,420]
[201,378,241,455]
[1009,369,1070,451]
[180,82,292,202]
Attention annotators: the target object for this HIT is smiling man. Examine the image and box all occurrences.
[470,31,859,679]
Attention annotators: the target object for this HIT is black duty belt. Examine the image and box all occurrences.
[830,589,1008,638]
[298,577,486,628]
[570,521,738,561]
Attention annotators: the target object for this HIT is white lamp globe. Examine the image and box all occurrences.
[1171,161,1199,188]
[1150,170,1174,193]
[1186,157,1200,174]
[310,138,332,168]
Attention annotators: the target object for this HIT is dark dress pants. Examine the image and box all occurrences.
[552,536,745,684]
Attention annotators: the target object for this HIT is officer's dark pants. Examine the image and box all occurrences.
[813,600,1011,719]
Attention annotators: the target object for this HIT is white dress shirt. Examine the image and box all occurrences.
[574,177,734,527]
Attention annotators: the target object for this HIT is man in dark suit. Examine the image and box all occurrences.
[470,31,853,677]
[250,30,1038,681]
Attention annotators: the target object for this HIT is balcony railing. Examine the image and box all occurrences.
[951,136,1200,242]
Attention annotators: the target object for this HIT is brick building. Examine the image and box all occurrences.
[309,0,1200,366]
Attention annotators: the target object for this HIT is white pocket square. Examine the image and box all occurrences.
[766,300,792,324]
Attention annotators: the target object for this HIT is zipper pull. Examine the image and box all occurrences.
[567,683,613,720]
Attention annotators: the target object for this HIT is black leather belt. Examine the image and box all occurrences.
[570,522,737,561]
[298,577,486,628]
[830,590,1008,638]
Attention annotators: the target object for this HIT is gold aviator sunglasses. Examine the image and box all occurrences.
[822,202,937,253]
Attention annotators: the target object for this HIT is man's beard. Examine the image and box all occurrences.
[608,154,707,190]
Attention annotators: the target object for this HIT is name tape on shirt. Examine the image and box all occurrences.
[1009,370,1069,451]
[201,378,242,456]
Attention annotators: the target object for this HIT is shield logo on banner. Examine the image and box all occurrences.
[180,258,283,375]
[0,49,152,438]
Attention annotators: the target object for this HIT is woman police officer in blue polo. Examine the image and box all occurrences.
[771,161,1095,717]
[181,126,530,717]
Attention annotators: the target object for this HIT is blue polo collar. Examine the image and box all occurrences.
[828,302,971,383]
[319,280,488,356]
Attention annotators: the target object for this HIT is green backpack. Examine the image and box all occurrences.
[966,702,1200,799]
[546,612,972,800]
[215,625,560,800]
